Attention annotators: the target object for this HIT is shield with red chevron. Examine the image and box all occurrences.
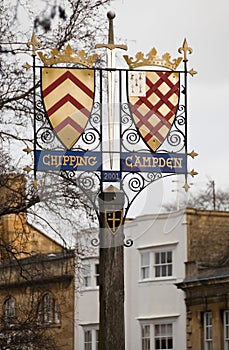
[41,68,95,149]
[128,71,180,151]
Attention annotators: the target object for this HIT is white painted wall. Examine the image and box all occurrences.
[124,210,187,350]
[75,288,99,349]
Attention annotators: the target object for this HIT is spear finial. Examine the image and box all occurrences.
[178,38,193,61]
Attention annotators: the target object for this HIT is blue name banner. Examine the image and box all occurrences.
[35,151,187,175]
[121,153,187,173]
[35,150,102,171]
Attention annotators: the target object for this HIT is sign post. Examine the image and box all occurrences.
[25,10,197,349]
[99,186,125,349]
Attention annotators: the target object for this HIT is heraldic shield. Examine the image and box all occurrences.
[105,210,123,235]
[128,71,180,152]
[41,68,95,149]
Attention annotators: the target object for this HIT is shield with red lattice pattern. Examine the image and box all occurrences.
[41,68,95,150]
[128,71,180,151]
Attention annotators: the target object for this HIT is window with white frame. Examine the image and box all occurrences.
[140,320,174,350]
[84,330,92,350]
[83,327,99,350]
[82,259,99,289]
[154,323,173,349]
[224,310,229,350]
[155,251,172,278]
[141,252,150,280]
[142,324,150,350]
[83,263,92,287]
[140,247,174,281]
[95,263,100,287]
[203,311,212,350]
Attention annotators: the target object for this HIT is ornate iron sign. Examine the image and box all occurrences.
[24,13,197,236]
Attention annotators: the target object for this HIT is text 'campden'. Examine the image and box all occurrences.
[122,153,186,173]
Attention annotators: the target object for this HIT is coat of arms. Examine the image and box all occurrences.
[128,71,180,151]
[41,68,95,149]
[124,48,183,152]
[105,210,123,234]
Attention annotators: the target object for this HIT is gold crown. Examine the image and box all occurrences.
[38,44,98,68]
[123,48,182,70]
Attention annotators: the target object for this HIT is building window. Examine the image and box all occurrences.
[37,292,60,326]
[140,248,174,281]
[83,263,92,287]
[154,323,173,349]
[141,252,150,280]
[142,324,150,350]
[154,251,172,278]
[4,297,15,326]
[141,322,174,350]
[82,259,99,289]
[224,310,229,349]
[204,312,212,350]
[84,330,92,350]
[95,263,100,286]
[83,327,99,350]
[95,330,99,350]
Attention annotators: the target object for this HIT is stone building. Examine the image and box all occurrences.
[178,209,229,350]
[0,174,75,349]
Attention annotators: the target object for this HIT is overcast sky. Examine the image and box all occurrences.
[105,0,229,214]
